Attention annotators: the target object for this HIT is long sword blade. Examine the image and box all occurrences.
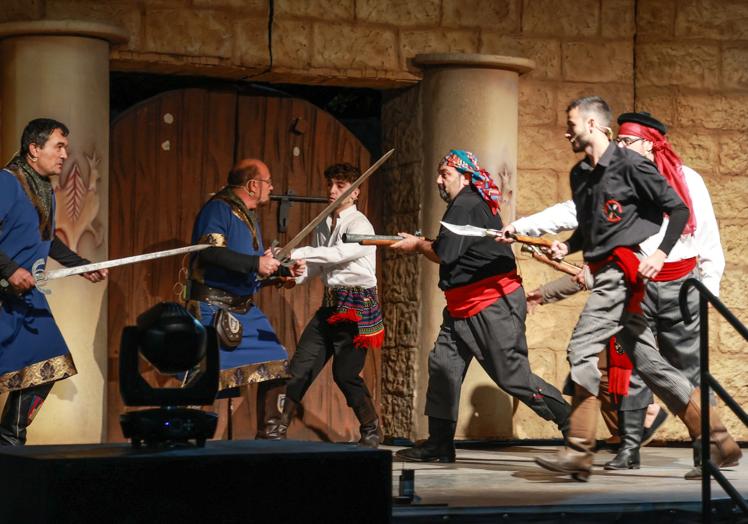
[274,148,395,261]
[35,244,210,284]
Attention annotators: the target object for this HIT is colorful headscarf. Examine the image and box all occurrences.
[439,149,501,215]
[618,118,696,235]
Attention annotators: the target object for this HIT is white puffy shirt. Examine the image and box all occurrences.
[291,205,377,288]
[512,165,724,296]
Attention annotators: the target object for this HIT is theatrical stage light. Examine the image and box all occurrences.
[119,302,219,448]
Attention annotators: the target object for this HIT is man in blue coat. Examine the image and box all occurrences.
[0,118,107,445]
[186,158,304,439]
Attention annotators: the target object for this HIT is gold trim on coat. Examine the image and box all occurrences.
[219,359,290,391]
[0,353,77,393]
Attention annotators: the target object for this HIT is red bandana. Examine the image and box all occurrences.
[618,122,696,235]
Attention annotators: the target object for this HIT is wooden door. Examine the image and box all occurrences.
[108,88,381,442]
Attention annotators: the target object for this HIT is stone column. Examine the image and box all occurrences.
[411,53,534,440]
[0,20,128,443]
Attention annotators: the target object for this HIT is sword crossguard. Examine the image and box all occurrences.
[31,258,51,295]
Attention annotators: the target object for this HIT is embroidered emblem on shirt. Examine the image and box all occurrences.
[604,199,623,223]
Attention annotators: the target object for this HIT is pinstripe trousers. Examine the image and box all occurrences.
[568,263,693,413]
[617,268,705,411]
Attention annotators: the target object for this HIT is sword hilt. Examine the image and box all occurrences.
[32,258,51,295]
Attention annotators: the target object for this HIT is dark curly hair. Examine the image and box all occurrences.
[324,163,360,183]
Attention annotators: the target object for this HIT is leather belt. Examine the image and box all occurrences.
[188,281,254,313]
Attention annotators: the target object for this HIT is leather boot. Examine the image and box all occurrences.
[604,408,645,470]
[678,388,742,480]
[255,379,288,440]
[352,397,382,448]
[535,385,600,482]
[641,405,668,446]
[274,396,298,438]
[395,417,456,463]
[0,382,54,446]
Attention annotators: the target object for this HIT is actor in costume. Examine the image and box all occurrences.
[186,158,303,440]
[282,163,385,448]
[0,118,107,445]
[390,150,571,463]
[533,97,740,481]
[507,111,726,477]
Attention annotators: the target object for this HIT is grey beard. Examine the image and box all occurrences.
[438,187,451,203]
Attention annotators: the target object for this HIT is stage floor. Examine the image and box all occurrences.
[388,444,748,522]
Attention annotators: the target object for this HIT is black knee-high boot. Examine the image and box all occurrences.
[604,408,646,470]
[0,382,55,446]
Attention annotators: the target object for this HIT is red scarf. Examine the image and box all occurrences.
[588,247,645,396]
[618,122,696,235]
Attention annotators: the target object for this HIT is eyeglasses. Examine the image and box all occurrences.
[614,136,644,146]
[253,178,273,185]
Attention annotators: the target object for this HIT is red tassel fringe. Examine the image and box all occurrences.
[353,330,385,350]
[327,310,362,325]
[607,336,633,396]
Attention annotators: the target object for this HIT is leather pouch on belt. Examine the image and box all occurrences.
[214,308,243,349]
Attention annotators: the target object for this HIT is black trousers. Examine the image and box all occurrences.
[426,288,566,422]
[285,308,371,408]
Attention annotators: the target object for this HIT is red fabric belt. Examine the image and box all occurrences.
[652,257,697,282]
[444,270,522,319]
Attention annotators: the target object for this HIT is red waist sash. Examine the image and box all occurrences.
[652,257,697,282]
[444,270,522,319]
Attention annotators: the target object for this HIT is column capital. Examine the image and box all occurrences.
[0,19,128,44]
[413,53,535,75]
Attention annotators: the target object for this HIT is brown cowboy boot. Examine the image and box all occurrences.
[535,385,600,482]
[678,388,742,479]
[352,396,382,448]
[255,379,288,440]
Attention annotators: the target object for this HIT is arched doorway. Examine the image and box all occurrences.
[108,88,382,442]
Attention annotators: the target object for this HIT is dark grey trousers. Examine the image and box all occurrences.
[425,287,566,422]
[618,269,703,411]
[567,264,693,413]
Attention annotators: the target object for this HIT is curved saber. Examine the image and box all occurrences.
[32,244,211,295]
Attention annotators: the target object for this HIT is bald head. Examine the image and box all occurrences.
[228,158,268,186]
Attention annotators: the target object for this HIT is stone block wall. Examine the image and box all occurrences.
[380,86,423,438]
[632,0,748,441]
[2,0,746,441]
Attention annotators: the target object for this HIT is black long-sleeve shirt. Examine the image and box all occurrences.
[196,248,291,278]
[432,186,516,290]
[565,143,690,261]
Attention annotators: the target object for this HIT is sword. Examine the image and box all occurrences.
[440,222,555,248]
[31,244,211,295]
[273,148,395,262]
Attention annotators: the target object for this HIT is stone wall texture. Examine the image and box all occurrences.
[3,0,746,441]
